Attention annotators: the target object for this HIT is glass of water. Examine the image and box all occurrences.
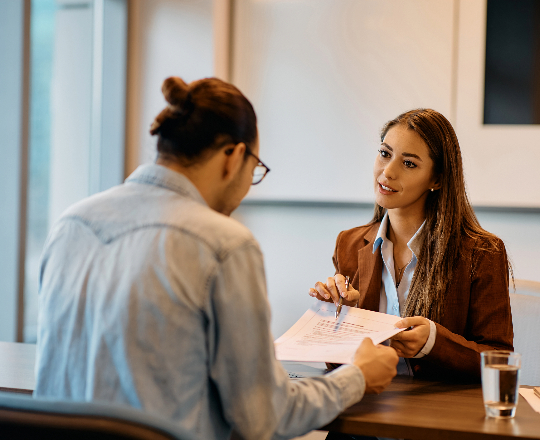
[481,351,521,418]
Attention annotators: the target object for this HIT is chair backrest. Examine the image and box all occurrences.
[0,392,193,440]
[514,279,540,298]
[509,279,540,386]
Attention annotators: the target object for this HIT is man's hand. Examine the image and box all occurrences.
[390,317,430,358]
[353,338,398,394]
[308,274,363,307]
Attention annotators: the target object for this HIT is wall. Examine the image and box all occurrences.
[230,0,540,209]
[0,0,28,342]
[232,0,456,203]
[49,3,93,225]
[125,0,214,174]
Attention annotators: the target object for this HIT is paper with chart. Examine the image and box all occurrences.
[274,302,405,364]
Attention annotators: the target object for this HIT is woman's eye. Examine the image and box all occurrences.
[378,149,390,158]
[403,160,417,168]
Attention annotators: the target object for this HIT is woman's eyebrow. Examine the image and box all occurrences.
[402,152,423,161]
[381,142,423,162]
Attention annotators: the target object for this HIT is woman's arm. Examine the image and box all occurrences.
[411,240,514,381]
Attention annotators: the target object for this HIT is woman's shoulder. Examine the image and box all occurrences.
[335,222,380,251]
[458,230,509,275]
[460,229,506,254]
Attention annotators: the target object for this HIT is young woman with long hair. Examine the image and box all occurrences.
[309,108,513,382]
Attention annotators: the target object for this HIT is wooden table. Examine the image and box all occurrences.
[1,349,539,438]
[324,376,540,440]
[0,342,36,395]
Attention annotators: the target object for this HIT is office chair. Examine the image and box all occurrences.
[510,279,540,386]
[0,391,193,440]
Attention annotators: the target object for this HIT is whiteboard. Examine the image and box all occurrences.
[232,0,455,203]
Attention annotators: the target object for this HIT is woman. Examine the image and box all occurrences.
[309,109,513,382]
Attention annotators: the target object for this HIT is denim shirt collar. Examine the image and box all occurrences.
[126,163,208,207]
[372,212,425,257]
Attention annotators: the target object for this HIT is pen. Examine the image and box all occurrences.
[335,276,350,320]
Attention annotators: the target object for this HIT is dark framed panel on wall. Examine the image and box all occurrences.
[456,0,540,208]
[484,0,540,125]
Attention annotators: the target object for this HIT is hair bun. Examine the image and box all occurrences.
[162,76,190,111]
[150,77,191,135]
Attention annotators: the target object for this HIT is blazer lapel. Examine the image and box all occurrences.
[355,224,382,312]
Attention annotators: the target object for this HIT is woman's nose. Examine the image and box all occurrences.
[383,160,398,180]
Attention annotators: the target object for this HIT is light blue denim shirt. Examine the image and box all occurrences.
[35,163,365,440]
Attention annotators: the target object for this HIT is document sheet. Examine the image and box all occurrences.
[274,302,405,364]
[519,388,540,414]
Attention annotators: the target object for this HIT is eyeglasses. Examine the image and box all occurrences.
[246,150,270,185]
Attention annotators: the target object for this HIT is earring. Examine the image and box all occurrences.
[430,188,434,192]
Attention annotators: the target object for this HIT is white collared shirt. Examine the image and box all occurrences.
[372,213,436,374]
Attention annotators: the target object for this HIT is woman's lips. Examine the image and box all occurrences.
[378,182,398,195]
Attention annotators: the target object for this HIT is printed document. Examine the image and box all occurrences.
[519,388,540,414]
[274,302,405,364]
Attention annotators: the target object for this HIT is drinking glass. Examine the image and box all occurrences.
[481,351,521,418]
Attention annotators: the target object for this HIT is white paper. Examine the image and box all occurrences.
[519,388,540,414]
[274,302,405,364]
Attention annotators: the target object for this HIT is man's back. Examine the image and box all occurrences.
[36,164,267,438]
[36,164,369,440]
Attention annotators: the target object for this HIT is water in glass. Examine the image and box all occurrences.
[482,363,520,418]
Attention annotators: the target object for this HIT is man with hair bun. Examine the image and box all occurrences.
[35,76,398,440]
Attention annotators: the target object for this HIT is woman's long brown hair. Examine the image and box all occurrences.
[371,109,505,322]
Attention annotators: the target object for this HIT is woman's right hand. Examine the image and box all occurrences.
[308,273,362,307]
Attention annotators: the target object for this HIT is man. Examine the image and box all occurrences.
[35,76,398,440]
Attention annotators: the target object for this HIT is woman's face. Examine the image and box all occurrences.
[373,124,440,214]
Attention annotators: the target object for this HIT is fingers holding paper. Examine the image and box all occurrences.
[390,316,430,358]
[308,274,361,307]
[353,338,398,394]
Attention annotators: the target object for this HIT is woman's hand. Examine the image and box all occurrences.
[390,316,430,358]
[308,274,362,307]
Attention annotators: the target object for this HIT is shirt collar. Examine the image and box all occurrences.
[372,212,390,253]
[372,211,425,257]
[125,163,208,207]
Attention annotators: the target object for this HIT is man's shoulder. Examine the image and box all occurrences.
[178,204,259,259]
[141,194,261,262]
[58,183,127,219]
[55,184,259,259]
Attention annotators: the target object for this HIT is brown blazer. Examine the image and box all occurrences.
[333,222,514,382]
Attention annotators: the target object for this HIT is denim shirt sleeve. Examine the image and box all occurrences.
[208,241,366,440]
